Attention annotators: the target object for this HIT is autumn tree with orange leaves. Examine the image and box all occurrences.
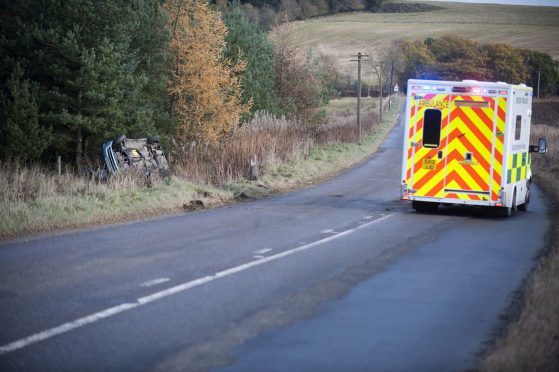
[164,0,251,145]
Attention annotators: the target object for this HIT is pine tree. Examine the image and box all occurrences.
[224,2,279,117]
[35,0,150,167]
[0,66,52,161]
[0,0,171,165]
[127,0,174,137]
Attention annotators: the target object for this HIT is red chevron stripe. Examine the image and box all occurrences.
[411,149,438,175]
[445,171,486,199]
[446,155,489,190]
[411,159,445,191]
[453,110,493,152]
[424,178,444,197]
[446,171,472,190]
[448,130,491,171]
[446,142,501,193]
[471,106,494,132]
[497,102,506,123]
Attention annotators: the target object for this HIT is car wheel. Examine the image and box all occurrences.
[113,134,126,146]
[147,135,160,145]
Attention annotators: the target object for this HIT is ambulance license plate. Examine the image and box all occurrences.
[423,158,436,170]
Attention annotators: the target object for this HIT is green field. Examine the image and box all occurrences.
[291,0,559,69]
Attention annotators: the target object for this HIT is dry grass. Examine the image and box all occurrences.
[0,163,232,240]
[0,96,403,240]
[0,161,153,202]
[174,108,379,186]
[481,99,559,371]
[291,0,559,72]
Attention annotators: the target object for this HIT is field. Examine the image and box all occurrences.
[291,0,559,71]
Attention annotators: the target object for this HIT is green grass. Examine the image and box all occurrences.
[292,0,559,71]
[0,176,233,239]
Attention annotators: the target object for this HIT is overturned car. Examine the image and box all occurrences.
[102,134,169,176]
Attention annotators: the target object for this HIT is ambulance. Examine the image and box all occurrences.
[401,79,547,216]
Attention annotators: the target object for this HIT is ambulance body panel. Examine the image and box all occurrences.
[400,79,543,215]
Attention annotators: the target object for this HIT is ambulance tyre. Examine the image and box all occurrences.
[518,182,530,212]
[501,205,512,218]
[501,190,516,217]
[412,201,438,213]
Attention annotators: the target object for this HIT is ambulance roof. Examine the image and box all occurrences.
[408,79,532,91]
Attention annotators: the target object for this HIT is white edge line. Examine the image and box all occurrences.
[0,213,395,355]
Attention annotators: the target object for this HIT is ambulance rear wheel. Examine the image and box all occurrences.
[501,206,512,217]
[500,190,517,217]
[518,183,530,212]
[412,201,438,213]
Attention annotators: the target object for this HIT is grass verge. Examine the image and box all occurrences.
[0,96,403,241]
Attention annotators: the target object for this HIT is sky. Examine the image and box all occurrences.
[426,0,559,6]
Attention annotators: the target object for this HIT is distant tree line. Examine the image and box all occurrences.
[0,0,337,165]
[213,0,385,28]
[396,35,559,96]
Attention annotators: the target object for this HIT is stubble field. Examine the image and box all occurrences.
[291,0,559,69]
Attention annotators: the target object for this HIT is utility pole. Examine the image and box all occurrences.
[371,62,383,122]
[537,70,541,99]
[388,60,394,111]
[351,52,369,141]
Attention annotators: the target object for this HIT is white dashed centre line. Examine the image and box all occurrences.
[140,278,170,288]
[253,248,272,255]
[0,213,395,355]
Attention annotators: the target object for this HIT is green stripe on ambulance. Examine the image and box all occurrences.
[507,152,530,183]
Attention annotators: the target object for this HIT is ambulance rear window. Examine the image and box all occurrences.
[423,109,442,148]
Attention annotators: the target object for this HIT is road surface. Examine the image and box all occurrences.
[0,115,549,371]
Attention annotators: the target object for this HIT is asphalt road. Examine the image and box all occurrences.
[0,115,549,372]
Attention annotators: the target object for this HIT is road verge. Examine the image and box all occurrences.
[0,96,403,240]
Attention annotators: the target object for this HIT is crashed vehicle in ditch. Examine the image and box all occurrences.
[101,134,169,176]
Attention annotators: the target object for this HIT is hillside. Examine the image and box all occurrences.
[290,0,559,69]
